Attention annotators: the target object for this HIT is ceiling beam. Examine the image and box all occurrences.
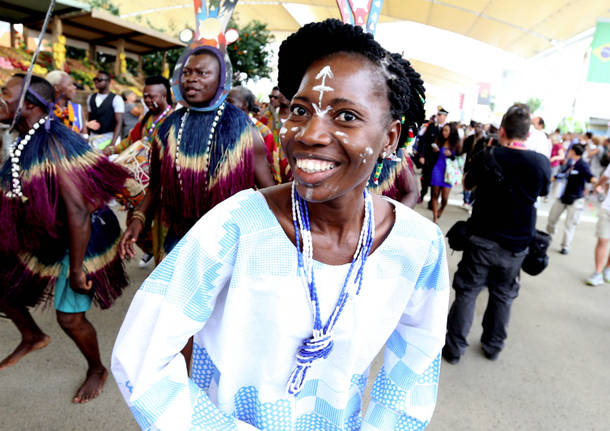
[92,31,141,45]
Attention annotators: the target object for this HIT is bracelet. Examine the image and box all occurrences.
[131,211,146,226]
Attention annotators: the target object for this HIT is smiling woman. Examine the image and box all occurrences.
[112,18,449,431]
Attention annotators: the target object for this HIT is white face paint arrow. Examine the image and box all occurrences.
[313,65,334,109]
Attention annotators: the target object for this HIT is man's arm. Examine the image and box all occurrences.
[57,168,94,292]
[251,128,275,188]
[595,170,610,193]
[111,112,123,147]
[119,136,161,259]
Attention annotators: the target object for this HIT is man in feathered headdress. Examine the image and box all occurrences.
[119,1,274,265]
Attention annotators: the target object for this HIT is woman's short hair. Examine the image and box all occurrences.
[45,70,70,87]
[277,19,426,141]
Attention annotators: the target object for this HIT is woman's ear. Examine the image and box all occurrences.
[381,119,401,158]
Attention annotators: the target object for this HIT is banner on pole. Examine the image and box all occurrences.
[477,83,491,105]
[336,0,384,35]
[587,19,610,84]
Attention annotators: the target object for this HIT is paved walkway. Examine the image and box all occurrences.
[1,194,609,430]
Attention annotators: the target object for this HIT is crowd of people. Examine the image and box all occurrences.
[0,14,608,431]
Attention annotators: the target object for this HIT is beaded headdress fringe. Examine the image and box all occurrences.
[367,154,411,199]
[156,105,255,232]
[0,122,129,254]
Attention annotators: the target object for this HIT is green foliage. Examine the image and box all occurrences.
[141,48,182,77]
[227,20,274,83]
[557,117,585,134]
[513,97,542,113]
[70,69,94,89]
[66,46,87,62]
[126,57,139,76]
[527,97,542,113]
[86,0,120,16]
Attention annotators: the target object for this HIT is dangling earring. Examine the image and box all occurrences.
[372,157,384,185]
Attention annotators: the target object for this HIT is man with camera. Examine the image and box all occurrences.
[443,104,551,364]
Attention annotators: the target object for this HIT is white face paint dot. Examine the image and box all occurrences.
[280,127,288,135]
[291,127,301,132]
[365,147,374,155]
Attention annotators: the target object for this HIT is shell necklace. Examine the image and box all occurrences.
[5,115,48,201]
[174,103,225,191]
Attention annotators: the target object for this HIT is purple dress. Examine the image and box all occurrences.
[430,149,452,188]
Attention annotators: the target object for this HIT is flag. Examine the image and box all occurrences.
[587,19,610,84]
[477,83,491,105]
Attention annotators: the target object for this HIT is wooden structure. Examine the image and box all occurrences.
[1,0,184,77]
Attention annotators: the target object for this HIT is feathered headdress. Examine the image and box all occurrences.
[336,0,384,35]
[171,0,240,111]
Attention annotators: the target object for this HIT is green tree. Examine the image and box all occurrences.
[227,20,274,83]
[526,97,542,113]
[85,0,120,15]
[141,48,182,77]
[557,117,585,134]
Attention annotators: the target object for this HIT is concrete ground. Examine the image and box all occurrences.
[1,192,609,430]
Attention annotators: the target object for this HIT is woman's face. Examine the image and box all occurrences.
[281,53,399,203]
[442,124,451,139]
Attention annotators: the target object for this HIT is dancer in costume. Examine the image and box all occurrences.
[46,70,85,133]
[119,7,275,265]
[228,86,292,184]
[112,18,449,430]
[112,76,173,155]
[0,74,129,403]
[112,76,174,267]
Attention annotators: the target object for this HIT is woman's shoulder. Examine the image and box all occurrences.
[190,189,276,237]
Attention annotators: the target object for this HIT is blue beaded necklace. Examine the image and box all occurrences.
[287,182,376,395]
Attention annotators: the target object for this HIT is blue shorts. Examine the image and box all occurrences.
[53,255,93,313]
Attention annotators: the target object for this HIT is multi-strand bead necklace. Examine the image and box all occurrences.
[174,103,225,191]
[286,182,376,395]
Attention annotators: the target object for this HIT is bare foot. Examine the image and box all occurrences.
[0,334,50,370]
[73,366,108,404]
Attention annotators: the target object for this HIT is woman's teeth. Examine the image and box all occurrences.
[296,158,335,173]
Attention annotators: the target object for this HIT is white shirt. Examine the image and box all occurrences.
[111,189,450,431]
[526,126,551,159]
[86,93,125,113]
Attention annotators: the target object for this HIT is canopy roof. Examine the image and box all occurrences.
[7,2,184,55]
[0,0,87,24]
[118,0,610,58]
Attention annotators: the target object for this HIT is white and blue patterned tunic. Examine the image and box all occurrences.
[111,189,450,431]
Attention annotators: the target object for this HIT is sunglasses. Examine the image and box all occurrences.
[93,78,109,82]
[269,95,279,99]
